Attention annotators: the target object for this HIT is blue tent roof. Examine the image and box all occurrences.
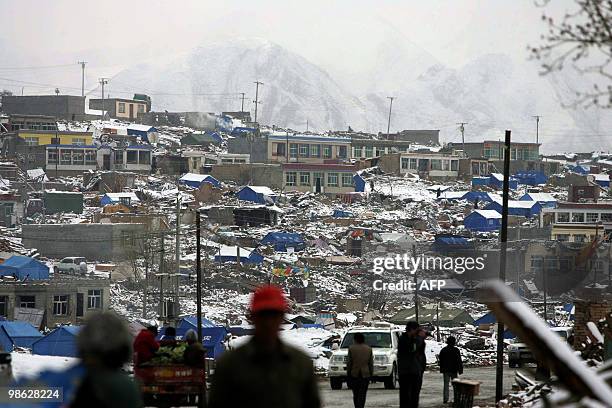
[474,312,496,325]
[261,232,305,252]
[32,326,81,357]
[0,321,42,351]
[332,209,354,218]
[175,316,228,359]
[0,256,49,280]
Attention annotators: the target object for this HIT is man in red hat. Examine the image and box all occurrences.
[209,285,321,408]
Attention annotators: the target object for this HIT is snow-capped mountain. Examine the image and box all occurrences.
[108,38,612,153]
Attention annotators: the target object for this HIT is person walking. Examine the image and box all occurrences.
[208,285,320,408]
[439,336,463,404]
[397,321,425,408]
[347,333,373,408]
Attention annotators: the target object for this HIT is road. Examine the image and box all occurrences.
[320,366,517,408]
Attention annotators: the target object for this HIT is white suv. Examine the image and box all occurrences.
[56,257,87,274]
[328,325,401,390]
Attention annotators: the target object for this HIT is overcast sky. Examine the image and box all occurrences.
[0,0,573,72]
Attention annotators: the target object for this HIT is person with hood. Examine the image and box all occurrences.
[159,326,177,348]
[208,285,320,408]
[438,336,463,404]
[133,323,159,366]
[183,329,206,367]
[397,321,425,408]
[71,312,143,408]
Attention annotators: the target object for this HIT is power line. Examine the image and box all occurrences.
[0,63,76,71]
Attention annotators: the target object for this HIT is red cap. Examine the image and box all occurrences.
[250,285,288,313]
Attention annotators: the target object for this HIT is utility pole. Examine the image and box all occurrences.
[159,232,165,320]
[99,78,108,121]
[386,97,394,139]
[496,129,512,403]
[196,211,203,343]
[306,119,309,133]
[143,237,150,318]
[78,61,87,97]
[253,81,263,124]
[533,115,541,145]
[457,122,468,157]
[239,93,246,112]
[412,244,419,323]
[175,195,181,312]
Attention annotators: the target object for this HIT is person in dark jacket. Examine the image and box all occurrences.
[71,312,143,408]
[133,324,159,366]
[439,336,463,404]
[208,285,320,408]
[397,321,425,408]
[183,329,206,367]
[159,326,177,347]
[347,333,373,408]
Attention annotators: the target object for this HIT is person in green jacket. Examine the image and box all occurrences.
[208,285,321,408]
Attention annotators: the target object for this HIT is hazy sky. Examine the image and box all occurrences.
[0,0,572,72]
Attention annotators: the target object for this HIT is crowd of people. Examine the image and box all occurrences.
[9,284,466,408]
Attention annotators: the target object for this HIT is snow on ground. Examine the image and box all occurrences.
[11,352,77,381]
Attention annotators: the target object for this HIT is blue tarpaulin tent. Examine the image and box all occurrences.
[230,127,257,136]
[32,326,81,357]
[174,316,228,359]
[474,312,497,326]
[236,186,277,204]
[353,174,366,192]
[485,200,543,218]
[214,246,264,264]
[513,171,547,186]
[127,124,157,143]
[179,173,221,189]
[0,321,42,351]
[471,177,490,187]
[489,173,519,190]
[464,210,502,232]
[0,256,49,280]
[332,209,354,218]
[463,191,498,203]
[520,193,557,208]
[432,236,474,254]
[261,232,305,252]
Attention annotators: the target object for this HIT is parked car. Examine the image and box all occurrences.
[56,257,87,274]
[328,324,401,390]
[508,326,572,368]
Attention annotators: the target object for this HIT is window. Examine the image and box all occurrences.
[126,150,138,164]
[337,146,347,159]
[409,158,418,170]
[19,295,35,309]
[556,234,570,242]
[431,159,442,170]
[60,150,72,165]
[574,234,587,243]
[299,144,309,157]
[586,213,599,223]
[310,144,321,158]
[572,212,585,223]
[342,173,354,187]
[274,143,286,157]
[556,212,570,223]
[354,146,363,158]
[53,295,69,315]
[313,172,324,187]
[114,150,124,164]
[138,104,145,113]
[85,150,96,165]
[0,296,7,317]
[87,289,102,309]
[119,196,132,206]
[299,172,310,186]
[289,143,298,158]
[602,213,612,222]
[442,160,450,171]
[72,150,84,165]
[24,137,39,146]
[451,160,459,171]
[401,158,409,170]
[48,150,58,164]
[323,145,332,159]
[221,159,233,164]
[118,102,126,113]
[530,256,543,273]
[286,172,297,186]
[364,146,373,158]
[72,138,86,145]
[139,150,151,164]
[327,172,339,187]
